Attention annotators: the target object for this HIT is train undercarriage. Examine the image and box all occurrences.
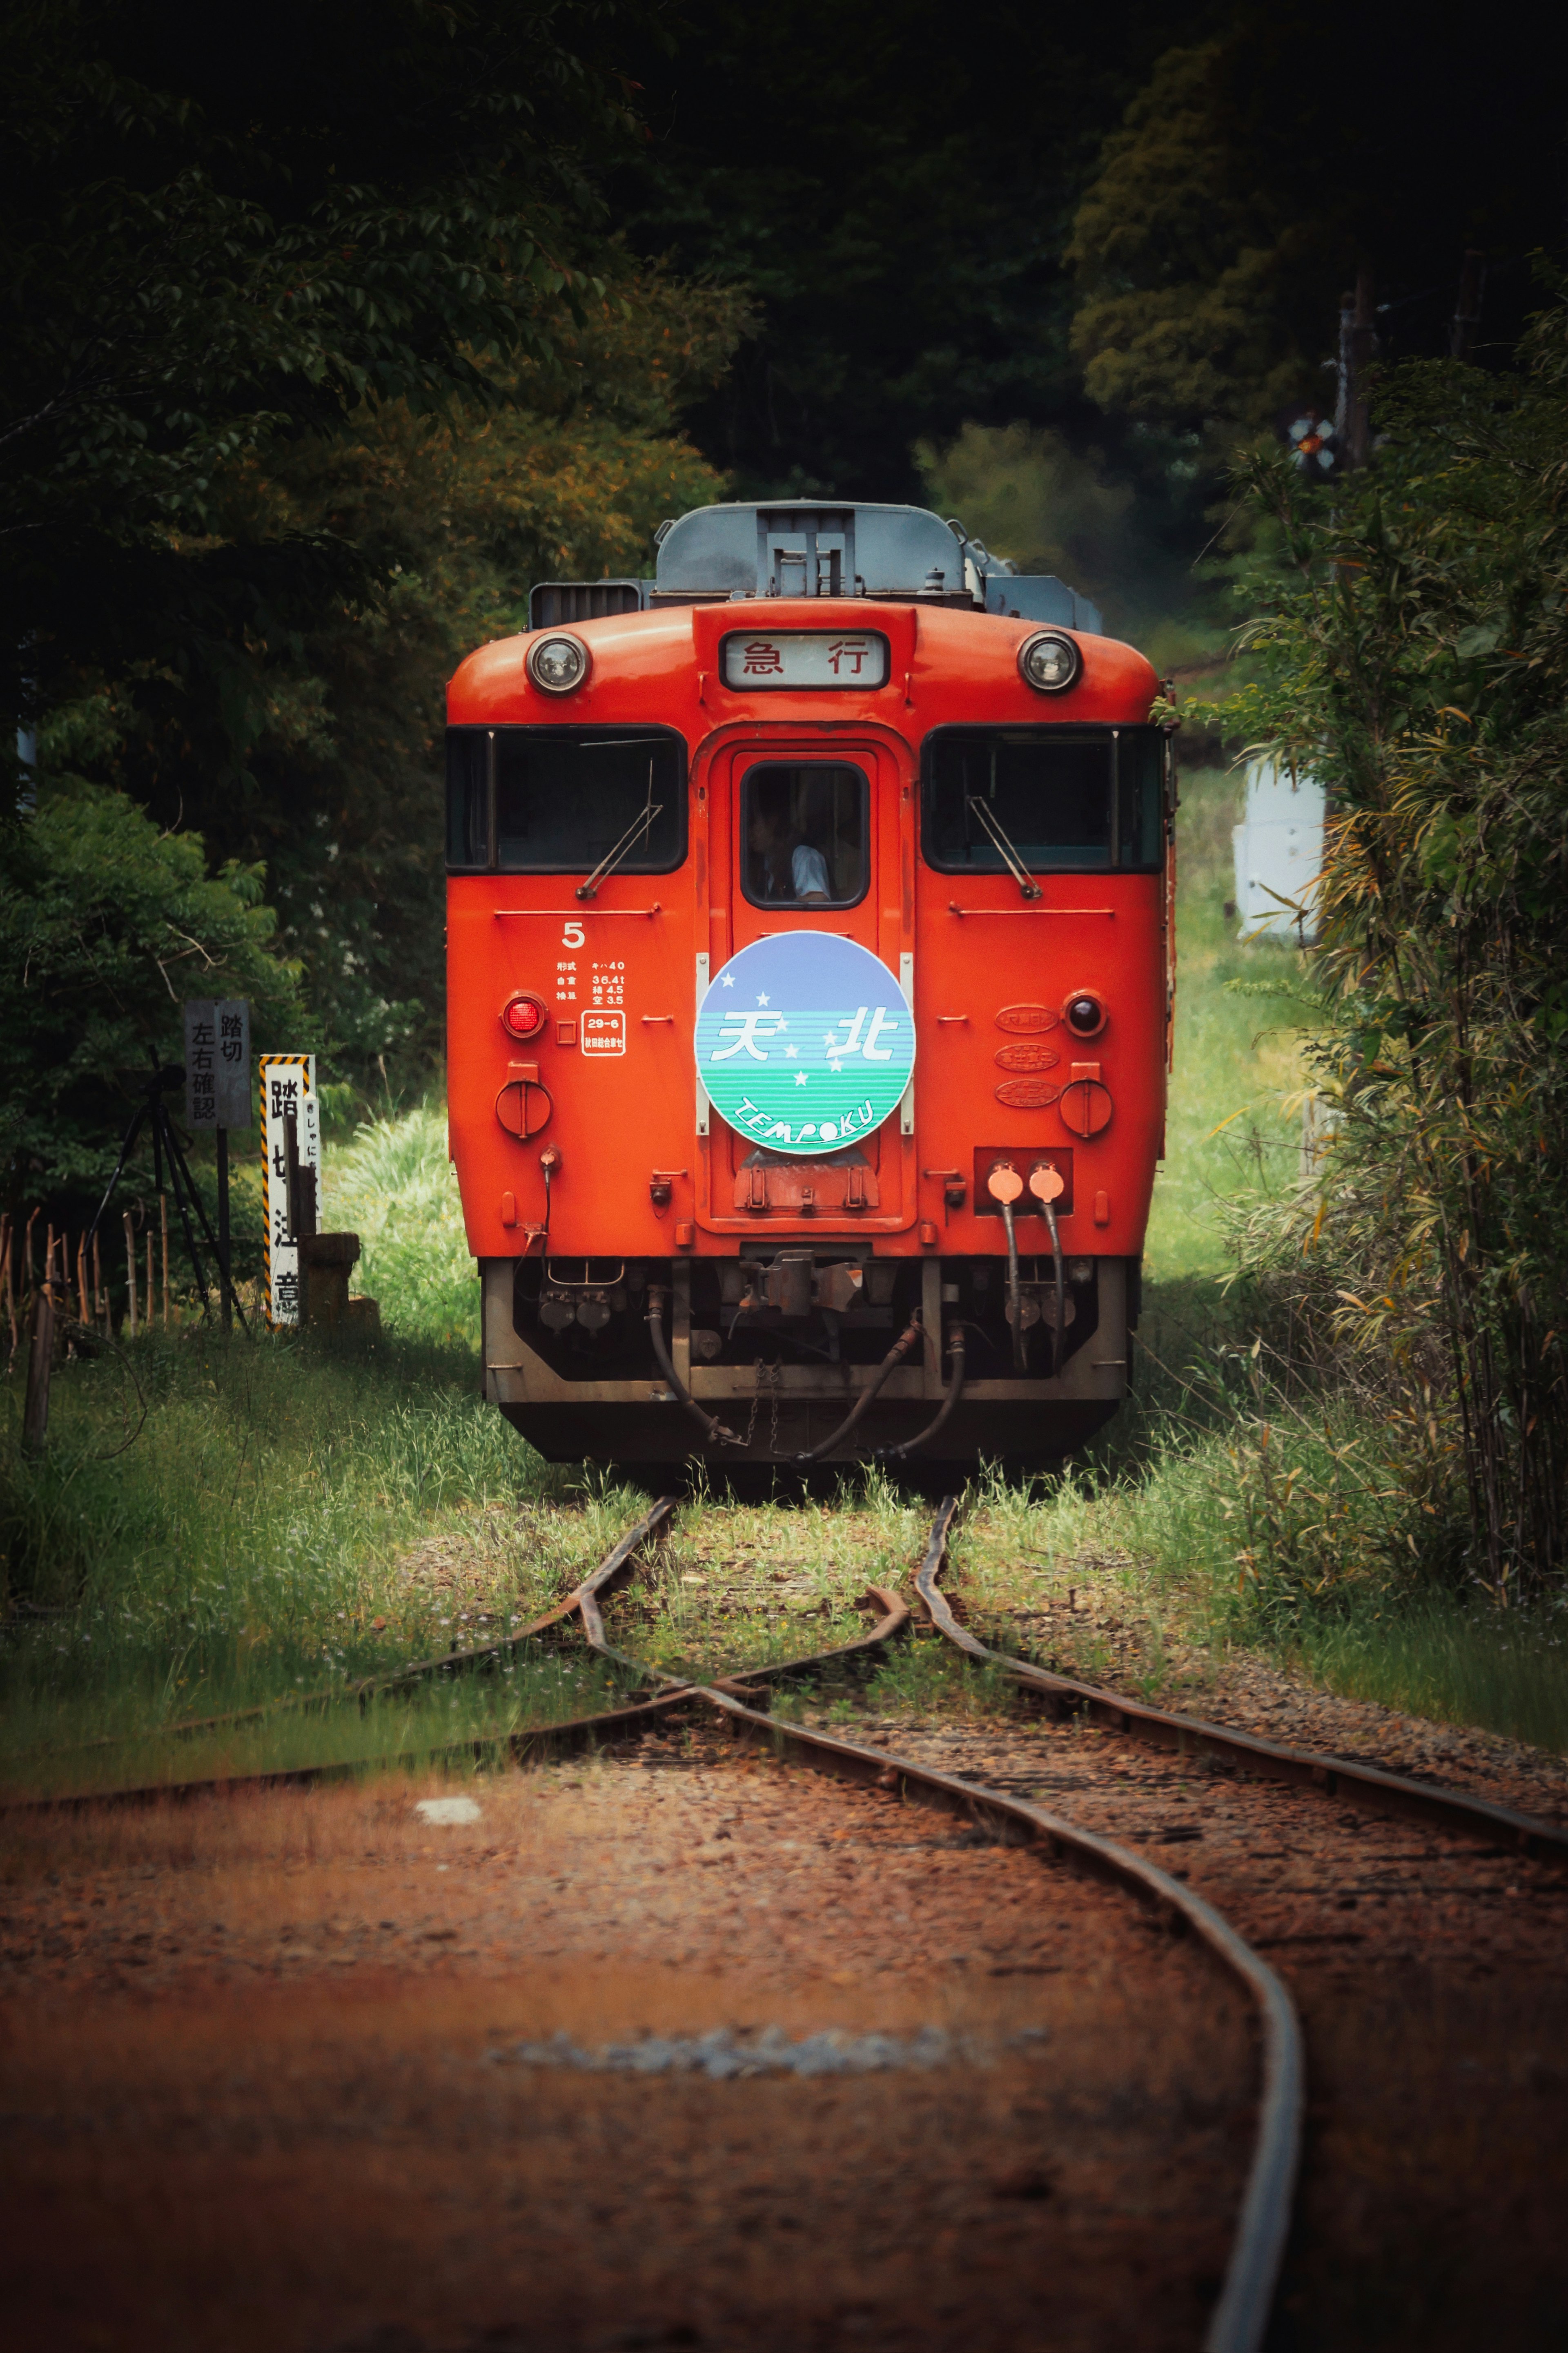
[481,1248,1139,1474]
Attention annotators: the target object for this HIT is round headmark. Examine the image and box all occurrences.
[695,933,915,1156]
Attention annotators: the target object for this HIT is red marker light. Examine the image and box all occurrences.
[501,993,547,1041]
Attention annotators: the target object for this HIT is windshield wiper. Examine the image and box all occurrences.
[576,763,664,901]
[966,795,1041,899]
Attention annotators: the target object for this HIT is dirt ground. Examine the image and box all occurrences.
[0,1737,1253,2353]
[856,1702,1568,2352]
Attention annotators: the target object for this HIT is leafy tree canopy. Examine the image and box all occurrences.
[614,0,1165,501]
[0,781,304,1207]
[1208,293,1568,1593]
[2,0,666,756]
[1067,9,1568,451]
[34,268,743,1070]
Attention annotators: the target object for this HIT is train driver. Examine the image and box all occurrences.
[748,772,831,903]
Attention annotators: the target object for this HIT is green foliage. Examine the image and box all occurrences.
[34,274,743,1071]
[1064,15,1568,494]
[617,0,1153,500]
[2,0,648,608]
[0,781,303,1204]
[917,422,1132,605]
[323,1103,479,1349]
[1207,300,1568,1597]
[1067,42,1315,439]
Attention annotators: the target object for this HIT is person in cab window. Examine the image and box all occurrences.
[749,773,831,903]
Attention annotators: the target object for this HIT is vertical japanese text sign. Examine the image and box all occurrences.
[259,1055,319,1327]
[184,1000,252,1129]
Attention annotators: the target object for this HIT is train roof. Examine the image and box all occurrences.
[528,499,1103,635]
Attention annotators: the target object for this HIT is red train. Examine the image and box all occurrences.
[446,501,1173,1479]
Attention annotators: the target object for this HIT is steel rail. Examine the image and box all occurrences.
[915,1498,1568,1866]
[31,1496,683,1765]
[4,1499,1301,2353]
[693,1685,1302,2353]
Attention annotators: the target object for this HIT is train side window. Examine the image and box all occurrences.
[921,727,1165,875]
[740,763,869,909]
[1116,728,1165,869]
[445,728,491,870]
[491,728,686,874]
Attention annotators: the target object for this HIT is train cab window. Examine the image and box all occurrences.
[445,726,687,874]
[446,729,491,869]
[741,763,868,908]
[921,727,1165,876]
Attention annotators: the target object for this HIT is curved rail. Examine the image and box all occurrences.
[697,1684,1302,2353]
[915,1499,1568,1867]
[8,1498,1302,2353]
[34,1496,683,1766]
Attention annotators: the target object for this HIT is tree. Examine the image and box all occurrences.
[1066,9,1568,464]
[1,0,662,772]
[34,269,744,1070]
[1216,295,1568,1597]
[614,0,1163,500]
[0,781,304,1209]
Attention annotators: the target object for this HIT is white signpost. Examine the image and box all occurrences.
[259,1054,319,1327]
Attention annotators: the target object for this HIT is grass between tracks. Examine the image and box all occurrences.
[3,769,1567,1786]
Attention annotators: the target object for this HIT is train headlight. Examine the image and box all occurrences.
[526,633,590,694]
[1018,631,1081,693]
[501,992,548,1041]
[1064,989,1107,1038]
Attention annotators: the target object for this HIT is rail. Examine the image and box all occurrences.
[913,1497,1568,1866]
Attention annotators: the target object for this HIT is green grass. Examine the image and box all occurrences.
[0,1324,662,1794]
[322,1100,479,1347]
[5,761,1564,1783]
[1295,1594,1568,1758]
[1144,763,1307,1280]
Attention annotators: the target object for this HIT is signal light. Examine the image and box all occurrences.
[1064,990,1106,1038]
[501,992,547,1040]
[1018,631,1081,693]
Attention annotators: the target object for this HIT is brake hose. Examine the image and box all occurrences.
[1027,1163,1067,1379]
[869,1327,967,1462]
[793,1316,922,1463]
[1000,1198,1027,1374]
[1042,1198,1065,1378]
[646,1285,743,1447]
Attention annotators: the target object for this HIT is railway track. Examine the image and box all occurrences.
[9,1493,1568,2352]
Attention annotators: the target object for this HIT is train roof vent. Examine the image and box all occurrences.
[528,579,647,629]
[653,501,973,602]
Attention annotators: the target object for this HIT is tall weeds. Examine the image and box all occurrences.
[1215,292,1568,1600]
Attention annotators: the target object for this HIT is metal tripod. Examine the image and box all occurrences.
[84,1064,250,1333]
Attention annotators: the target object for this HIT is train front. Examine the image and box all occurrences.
[446,501,1170,1475]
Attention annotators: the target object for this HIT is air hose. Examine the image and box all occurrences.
[869,1327,967,1463]
[1027,1163,1067,1380]
[793,1316,922,1463]
[646,1285,743,1448]
[999,1198,1027,1374]
[1042,1197,1065,1378]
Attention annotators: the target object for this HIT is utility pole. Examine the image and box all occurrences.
[1450,248,1487,361]
[1335,265,1377,471]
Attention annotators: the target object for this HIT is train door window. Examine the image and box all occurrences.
[492,727,686,873]
[445,728,491,870]
[921,727,1165,875]
[740,763,869,908]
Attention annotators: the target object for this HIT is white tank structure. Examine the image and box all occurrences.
[1231,759,1326,942]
